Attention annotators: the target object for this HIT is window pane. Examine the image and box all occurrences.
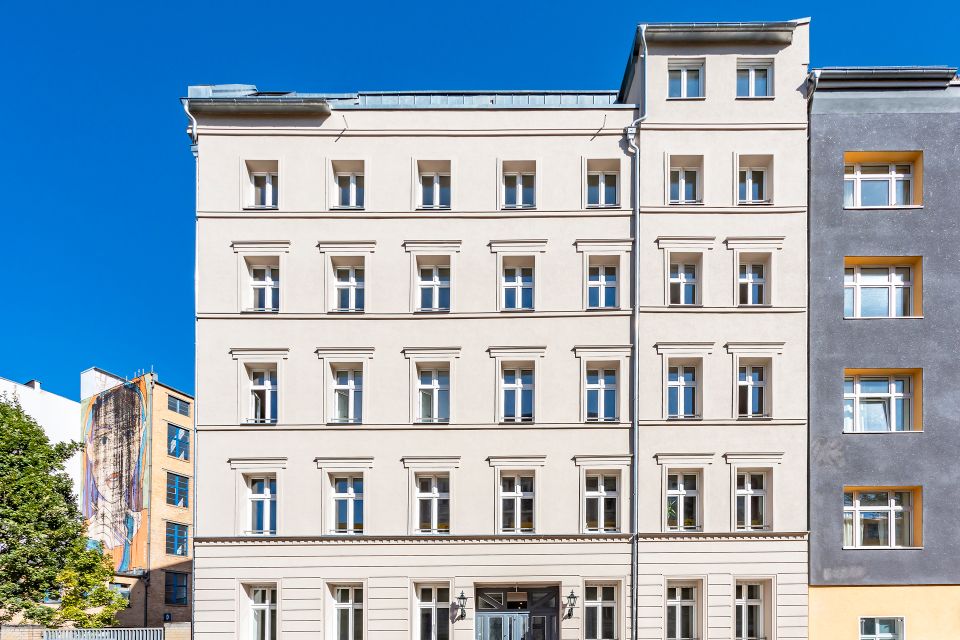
[338,176,351,207]
[585,607,598,640]
[686,68,700,97]
[669,170,680,202]
[736,68,750,97]
[896,179,911,205]
[604,283,617,307]
[587,173,600,205]
[603,389,617,420]
[586,389,599,421]
[586,497,599,530]
[604,174,618,205]
[754,68,768,96]
[504,175,517,207]
[861,180,890,206]
[601,605,615,639]
[522,174,536,206]
[738,171,748,202]
[844,287,854,317]
[683,170,697,201]
[860,511,889,546]
[603,497,617,530]
[752,172,764,201]
[844,180,854,207]
[421,175,434,207]
[668,70,681,97]
[860,288,890,317]
[439,174,451,207]
[355,175,364,207]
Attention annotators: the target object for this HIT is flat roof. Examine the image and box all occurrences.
[813,66,958,90]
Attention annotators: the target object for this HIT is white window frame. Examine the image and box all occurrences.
[331,368,363,424]
[249,172,278,209]
[734,582,764,640]
[738,168,768,204]
[844,374,914,433]
[246,475,277,536]
[738,262,767,305]
[332,585,364,639]
[501,264,535,311]
[667,61,704,99]
[419,172,451,209]
[584,473,619,533]
[588,264,618,309]
[669,168,701,204]
[586,368,618,422]
[249,586,278,640]
[334,265,365,312]
[417,368,450,423]
[499,472,535,533]
[845,163,914,208]
[667,364,699,420]
[416,585,451,640]
[665,581,699,640]
[843,489,915,548]
[502,172,536,209]
[737,365,767,419]
[331,475,364,535]
[736,61,773,98]
[248,367,278,425]
[668,262,699,306]
[666,472,700,531]
[860,617,904,640]
[334,172,365,209]
[583,583,617,640]
[501,366,535,423]
[414,474,450,534]
[735,471,768,531]
[247,264,280,312]
[844,265,914,318]
[586,171,620,207]
[417,264,451,312]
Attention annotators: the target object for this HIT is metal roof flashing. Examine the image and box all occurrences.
[814,67,958,90]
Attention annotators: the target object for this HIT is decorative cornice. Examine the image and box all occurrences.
[574,239,633,253]
[316,240,377,253]
[401,456,462,469]
[403,240,462,253]
[655,452,715,466]
[315,347,376,360]
[487,346,547,359]
[724,342,786,356]
[231,240,291,253]
[488,239,548,253]
[487,455,547,468]
[573,345,631,359]
[723,452,785,465]
[724,236,785,250]
[401,347,462,359]
[656,236,716,250]
[230,347,290,360]
[655,342,715,356]
[315,456,375,470]
[573,455,632,467]
[229,456,288,470]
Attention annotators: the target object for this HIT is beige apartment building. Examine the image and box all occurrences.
[186,18,808,640]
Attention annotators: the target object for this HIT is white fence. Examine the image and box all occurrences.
[44,630,162,640]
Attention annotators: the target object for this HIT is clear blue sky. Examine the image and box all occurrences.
[0,0,952,399]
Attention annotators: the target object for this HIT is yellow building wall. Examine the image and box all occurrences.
[810,585,960,639]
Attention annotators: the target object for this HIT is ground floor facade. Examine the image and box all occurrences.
[193,534,807,640]
[809,585,960,639]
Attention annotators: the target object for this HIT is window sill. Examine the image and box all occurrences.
[586,204,621,209]
[585,306,622,311]
[667,416,702,422]
[415,420,450,425]
[666,96,706,101]
[843,315,924,320]
[843,429,923,434]
[243,420,277,426]
[326,421,364,426]
[242,309,280,314]
[501,206,538,211]
[417,206,452,211]
[737,201,774,206]
[735,95,775,100]
[737,416,773,421]
[415,309,451,314]
[842,546,923,551]
[330,206,365,211]
[164,603,190,608]
[843,205,923,211]
[667,304,703,309]
[243,206,279,211]
[500,307,535,313]
[668,201,704,206]
[330,309,365,314]
[585,419,621,424]
[499,420,536,425]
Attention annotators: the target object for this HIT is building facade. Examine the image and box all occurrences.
[81,368,194,627]
[188,18,808,640]
[808,68,960,639]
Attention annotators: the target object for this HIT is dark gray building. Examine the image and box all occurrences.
[808,67,960,638]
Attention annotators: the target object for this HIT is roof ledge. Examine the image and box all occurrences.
[815,67,958,90]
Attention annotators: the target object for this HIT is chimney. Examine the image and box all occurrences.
[24,380,41,390]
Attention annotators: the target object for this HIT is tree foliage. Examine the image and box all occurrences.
[0,397,126,626]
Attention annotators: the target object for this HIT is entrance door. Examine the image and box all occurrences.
[476,613,528,640]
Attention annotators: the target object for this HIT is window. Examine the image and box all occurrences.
[165,571,188,606]
[415,475,450,534]
[335,173,365,209]
[333,476,364,534]
[587,171,619,207]
[165,522,188,556]
[420,173,451,209]
[502,161,536,209]
[588,263,618,309]
[737,61,772,98]
[668,61,704,98]
[845,164,913,208]
[670,168,700,204]
[844,264,914,318]
[844,374,914,432]
[500,473,534,532]
[666,582,698,640]
[417,368,449,423]
[167,423,190,460]
[334,586,363,640]
[666,473,699,531]
[248,367,278,424]
[860,617,903,640]
[335,265,365,312]
[250,587,278,640]
[501,367,534,423]
[417,586,450,640]
[735,583,763,640]
[586,369,617,422]
[738,262,767,305]
[166,472,189,508]
[249,264,279,312]
[735,472,767,530]
[250,172,278,208]
[502,263,534,310]
[669,262,698,305]
[332,369,363,424]
[418,264,451,312]
[584,585,616,640]
[168,396,190,417]
[667,365,698,419]
[737,365,767,418]
[247,476,277,535]
[843,489,917,548]
[738,168,767,204]
[585,473,619,532]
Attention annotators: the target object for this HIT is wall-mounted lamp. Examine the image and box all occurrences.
[563,590,578,619]
[456,591,468,621]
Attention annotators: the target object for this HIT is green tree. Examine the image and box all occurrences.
[0,397,126,626]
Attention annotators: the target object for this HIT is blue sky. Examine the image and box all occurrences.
[0,0,952,399]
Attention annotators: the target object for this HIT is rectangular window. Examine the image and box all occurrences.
[737,62,772,98]
[588,264,618,309]
[336,173,365,209]
[335,266,365,312]
[584,585,616,640]
[248,476,277,535]
[669,262,698,305]
[249,367,278,424]
[738,168,767,204]
[586,368,617,422]
[167,423,190,460]
[668,62,704,98]
[844,264,914,318]
[251,172,278,208]
[502,367,534,423]
[332,369,363,424]
[168,396,191,417]
[845,164,913,208]
[669,168,700,204]
[667,365,698,419]
[585,473,619,532]
[666,473,699,531]
[333,476,364,534]
[418,264,451,312]
[165,522,189,556]
[500,473,534,532]
[502,161,536,209]
[249,265,280,312]
[250,587,278,640]
[860,617,903,640]
[418,586,450,640]
[417,368,450,423]
[416,475,450,534]
[502,264,534,310]
[736,472,767,531]
[166,472,189,508]
[165,571,189,606]
[666,582,698,640]
[738,262,766,305]
[844,374,914,432]
[420,173,451,209]
[737,365,767,418]
[843,489,917,548]
[587,172,619,207]
[735,583,763,640]
[334,586,363,640]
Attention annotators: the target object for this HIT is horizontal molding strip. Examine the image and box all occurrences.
[196,307,805,320]
[194,419,804,431]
